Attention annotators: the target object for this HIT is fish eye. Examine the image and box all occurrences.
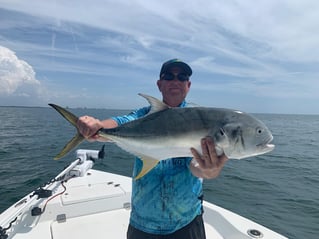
[256,127,263,134]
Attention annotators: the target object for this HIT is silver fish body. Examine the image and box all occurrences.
[99,105,274,161]
[50,94,274,179]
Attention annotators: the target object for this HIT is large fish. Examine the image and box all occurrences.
[49,93,274,179]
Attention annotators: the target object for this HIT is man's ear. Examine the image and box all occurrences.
[157,80,162,92]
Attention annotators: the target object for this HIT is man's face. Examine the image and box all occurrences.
[157,66,191,107]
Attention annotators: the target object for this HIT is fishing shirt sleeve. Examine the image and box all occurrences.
[111,106,151,126]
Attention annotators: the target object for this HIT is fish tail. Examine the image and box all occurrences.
[49,104,84,160]
[53,133,84,160]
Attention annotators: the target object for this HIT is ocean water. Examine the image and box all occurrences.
[0,106,318,239]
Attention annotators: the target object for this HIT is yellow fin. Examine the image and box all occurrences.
[49,103,85,160]
[54,133,84,160]
[134,157,159,180]
[49,103,78,127]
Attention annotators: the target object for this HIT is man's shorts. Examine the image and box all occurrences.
[127,214,206,239]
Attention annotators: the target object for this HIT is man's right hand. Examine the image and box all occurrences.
[77,116,118,142]
[77,116,103,141]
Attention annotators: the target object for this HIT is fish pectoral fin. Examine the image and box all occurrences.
[54,133,84,160]
[134,157,159,180]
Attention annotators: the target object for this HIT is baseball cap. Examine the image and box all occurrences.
[159,59,192,77]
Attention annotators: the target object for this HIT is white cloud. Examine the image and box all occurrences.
[0,45,40,95]
[2,0,319,63]
[191,56,285,79]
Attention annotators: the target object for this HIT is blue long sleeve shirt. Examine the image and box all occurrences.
[112,101,203,234]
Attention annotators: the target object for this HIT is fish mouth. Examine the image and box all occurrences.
[256,136,275,152]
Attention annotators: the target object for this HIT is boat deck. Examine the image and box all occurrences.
[1,167,288,239]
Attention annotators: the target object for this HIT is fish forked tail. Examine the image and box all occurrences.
[49,104,85,160]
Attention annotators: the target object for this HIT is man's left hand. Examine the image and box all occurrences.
[190,136,228,179]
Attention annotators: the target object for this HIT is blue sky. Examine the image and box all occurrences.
[0,0,318,114]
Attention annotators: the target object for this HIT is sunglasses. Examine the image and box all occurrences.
[161,73,189,82]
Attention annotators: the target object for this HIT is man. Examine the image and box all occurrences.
[77,59,228,239]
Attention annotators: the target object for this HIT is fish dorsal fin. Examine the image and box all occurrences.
[138,93,169,114]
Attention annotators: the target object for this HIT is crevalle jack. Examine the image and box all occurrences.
[49,94,275,179]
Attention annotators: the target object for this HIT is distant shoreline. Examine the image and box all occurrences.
[0,105,133,111]
[0,105,318,116]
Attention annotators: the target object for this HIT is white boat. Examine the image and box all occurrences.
[0,148,288,239]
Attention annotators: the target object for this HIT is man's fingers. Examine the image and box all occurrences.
[190,148,206,168]
[191,137,228,169]
[205,137,217,157]
[201,137,216,167]
[190,137,229,179]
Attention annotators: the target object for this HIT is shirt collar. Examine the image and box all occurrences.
[178,100,188,108]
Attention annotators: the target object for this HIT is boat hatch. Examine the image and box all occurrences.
[51,208,130,239]
[61,181,125,205]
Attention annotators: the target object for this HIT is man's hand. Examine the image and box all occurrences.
[77,116,104,141]
[190,136,228,179]
[77,116,118,142]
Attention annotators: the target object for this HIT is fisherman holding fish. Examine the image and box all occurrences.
[77,59,228,239]
[51,59,274,238]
